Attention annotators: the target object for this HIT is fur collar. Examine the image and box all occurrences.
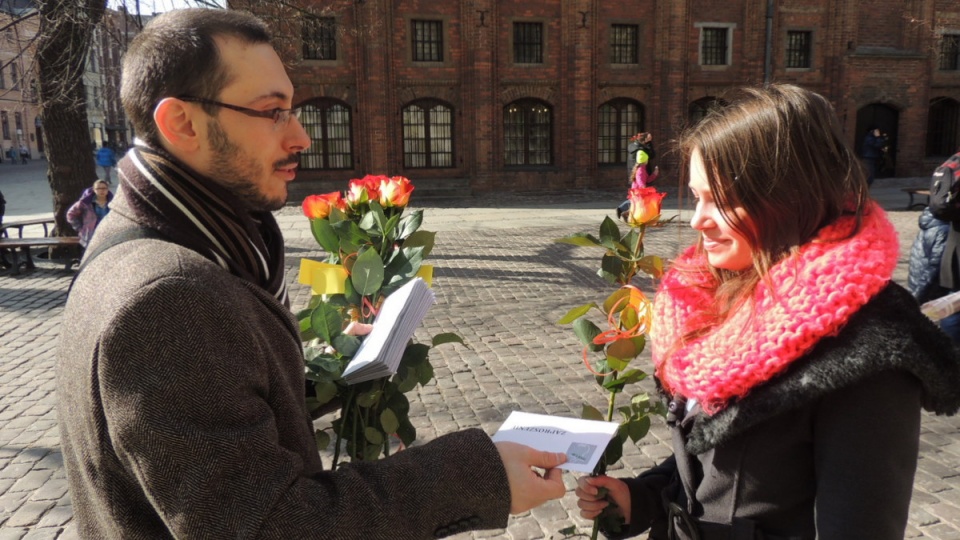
[683,284,960,454]
[652,202,899,414]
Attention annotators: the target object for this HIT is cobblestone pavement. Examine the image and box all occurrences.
[2,180,960,539]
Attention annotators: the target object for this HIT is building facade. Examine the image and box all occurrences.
[236,0,960,193]
[0,0,41,161]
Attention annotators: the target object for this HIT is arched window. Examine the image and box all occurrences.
[402,99,454,168]
[688,97,727,126]
[927,97,960,158]
[598,99,644,165]
[504,99,552,166]
[299,99,353,170]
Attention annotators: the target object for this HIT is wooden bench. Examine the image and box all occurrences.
[0,217,56,238]
[0,236,81,275]
[0,217,80,275]
[902,187,930,210]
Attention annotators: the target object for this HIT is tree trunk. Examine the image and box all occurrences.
[35,0,104,237]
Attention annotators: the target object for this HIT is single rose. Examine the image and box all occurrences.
[379,176,414,208]
[345,175,384,207]
[624,187,665,227]
[303,192,346,219]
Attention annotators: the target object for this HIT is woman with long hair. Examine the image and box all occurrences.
[576,84,960,539]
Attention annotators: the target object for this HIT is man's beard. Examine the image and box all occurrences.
[206,120,289,212]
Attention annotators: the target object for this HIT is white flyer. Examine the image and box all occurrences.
[491,411,620,473]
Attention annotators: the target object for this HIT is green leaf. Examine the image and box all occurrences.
[383,246,425,290]
[397,418,417,446]
[582,404,605,421]
[606,339,637,362]
[603,377,627,392]
[387,392,411,417]
[299,317,317,341]
[309,220,340,254]
[602,289,631,315]
[599,216,622,250]
[356,390,382,408]
[622,229,641,256]
[310,303,343,344]
[627,416,651,443]
[332,334,361,357]
[401,229,435,258]
[333,220,367,255]
[417,361,435,386]
[557,303,598,325]
[350,247,384,295]
[400,343,431,368]
[432,333,465,347]
[383,213,402,242]
[599,254,624,285]
[311,380,338,405]
[315,429,331,451]
[572,319,604,352]
[364,427,384,445]
[380,408,400,434]
[396,369,419,393]
[618,369,648,386]
[638,255,664,278]
[557,526,579,536]
[369,201,388,232]
[605,354,629,371]
[554,233,604,249]
[395,210,424,241]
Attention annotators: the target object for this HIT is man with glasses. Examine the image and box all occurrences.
[58,8,565,539]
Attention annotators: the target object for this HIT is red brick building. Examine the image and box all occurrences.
[235,0,960,194]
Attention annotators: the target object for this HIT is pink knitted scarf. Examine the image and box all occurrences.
[652,201,899,415]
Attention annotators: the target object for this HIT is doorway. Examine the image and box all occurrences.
[856,104,899,178]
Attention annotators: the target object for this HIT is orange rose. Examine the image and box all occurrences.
[302,192,345,219]
[624,187,665,227]
[345,175,384,207]
[379,176,414,208]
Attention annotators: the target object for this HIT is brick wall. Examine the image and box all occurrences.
[240,0,960,193]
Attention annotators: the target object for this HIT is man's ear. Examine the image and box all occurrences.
[154,97,202,153]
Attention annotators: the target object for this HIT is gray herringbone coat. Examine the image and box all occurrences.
[57,213,510,539]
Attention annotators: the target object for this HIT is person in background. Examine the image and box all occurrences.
[576,84,960,539]
[96,143,118,184]
[629,132,659,189]
[58,9,566,539]
[66,180,113,248]
[907,207,960,343]
[861,126,888,186]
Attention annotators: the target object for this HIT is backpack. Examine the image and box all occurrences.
[929,152,960,222]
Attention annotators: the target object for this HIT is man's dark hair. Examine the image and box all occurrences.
[121,9,272,147]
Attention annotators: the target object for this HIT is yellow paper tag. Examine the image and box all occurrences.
[298,259,349,295]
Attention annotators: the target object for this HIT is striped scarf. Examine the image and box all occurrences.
[115,143,288,306]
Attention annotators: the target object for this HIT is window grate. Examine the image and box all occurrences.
[701,27,728,66]
[514,23,543,64]
[402,100,454,168]
[610,24,639,64]
[940,34,960,71]
[412,20,443,62]
[300,101,353,170]
[303,17,337,61]
[786,31,811,68]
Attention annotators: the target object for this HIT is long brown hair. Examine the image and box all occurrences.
[675,84,868,331]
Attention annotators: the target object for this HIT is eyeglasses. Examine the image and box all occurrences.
[177,96,302,130]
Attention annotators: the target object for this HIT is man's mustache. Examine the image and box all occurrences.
[275,154,300,168]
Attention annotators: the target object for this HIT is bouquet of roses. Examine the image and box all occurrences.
[555,186,669,538]
[299,175,463,465]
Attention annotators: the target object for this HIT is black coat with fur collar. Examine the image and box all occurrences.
[615,284,960,540]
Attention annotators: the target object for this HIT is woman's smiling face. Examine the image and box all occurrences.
[688,149,754,271]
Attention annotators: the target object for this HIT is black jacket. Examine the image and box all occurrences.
[613,284,960,540]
